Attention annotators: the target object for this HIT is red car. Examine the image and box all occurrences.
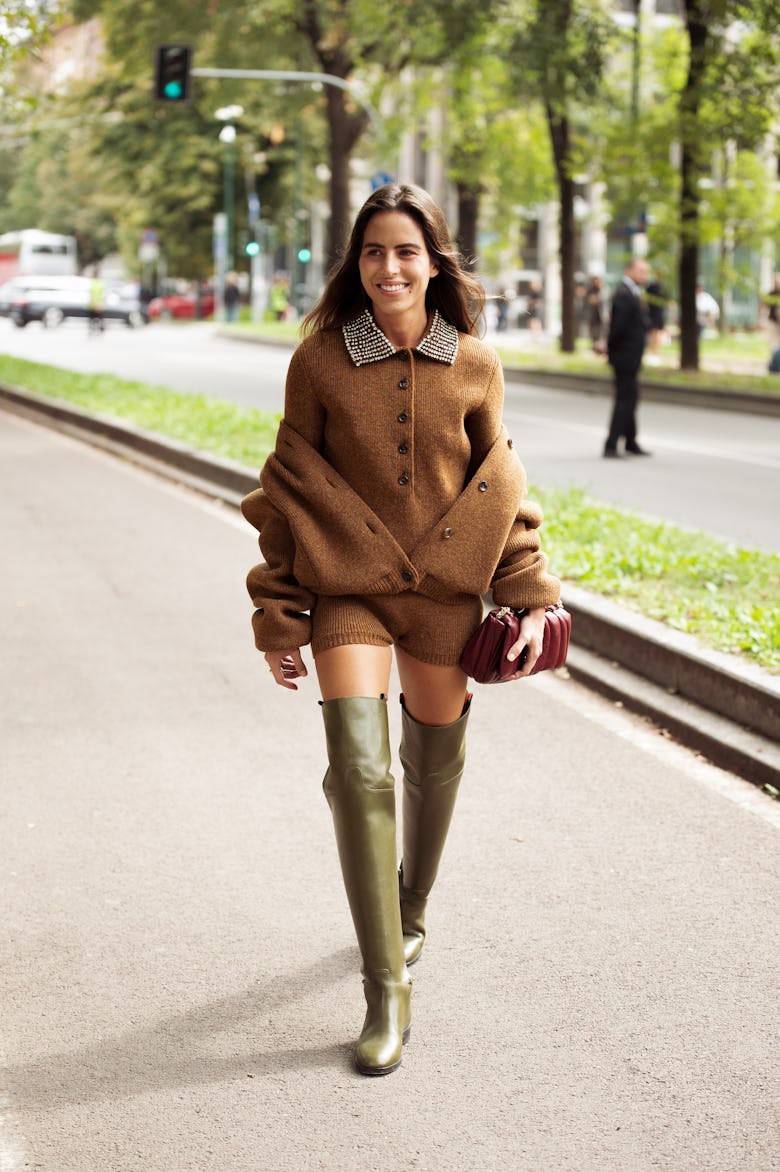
[147,287,215,320]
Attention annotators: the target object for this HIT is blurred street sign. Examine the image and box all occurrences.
[371,172,394,190]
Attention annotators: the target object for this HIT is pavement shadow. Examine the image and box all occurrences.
[2,946,360,1110]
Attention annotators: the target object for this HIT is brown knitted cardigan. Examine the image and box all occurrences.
[242,310,560,651]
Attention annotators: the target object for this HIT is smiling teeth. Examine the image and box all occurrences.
[380,283,406,290]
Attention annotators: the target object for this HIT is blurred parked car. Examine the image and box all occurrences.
[0,275,148,328]
[147,286,215,320]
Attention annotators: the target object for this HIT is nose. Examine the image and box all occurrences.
[381,251,401,275]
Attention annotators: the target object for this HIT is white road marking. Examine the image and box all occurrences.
[505,409,780,469]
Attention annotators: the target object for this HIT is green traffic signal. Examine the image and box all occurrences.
[297,247,312,264]
[154,44,192,103]
[245,241,260,257]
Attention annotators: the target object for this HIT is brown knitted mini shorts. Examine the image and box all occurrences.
[311,592,484,667]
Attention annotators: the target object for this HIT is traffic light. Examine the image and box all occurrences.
[297,246,312,264]
[245,239,260,257]
[154,44,192,102]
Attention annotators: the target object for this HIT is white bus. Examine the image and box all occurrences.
[0,230,78,281]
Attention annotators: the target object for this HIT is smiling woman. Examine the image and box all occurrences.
[240,183,562,1077]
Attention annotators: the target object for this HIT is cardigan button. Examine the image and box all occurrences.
[442,526,453,539]
[507,437,513,449]
[398,473,409,486]
[397,411,409,423]
[398,443,409,455]
[401,570,413,582]
[398,378,410,389]
[478,480,488,492]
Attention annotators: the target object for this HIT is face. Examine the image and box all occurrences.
[358,211,439,331]
[630,259,650,287]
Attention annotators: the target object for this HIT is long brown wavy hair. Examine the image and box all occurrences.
[302,184,485,337]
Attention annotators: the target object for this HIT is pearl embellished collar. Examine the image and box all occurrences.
[342,309,459,367]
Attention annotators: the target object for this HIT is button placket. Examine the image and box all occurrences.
[395,361,412,488]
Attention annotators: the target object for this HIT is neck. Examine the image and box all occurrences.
[372,308,429,350]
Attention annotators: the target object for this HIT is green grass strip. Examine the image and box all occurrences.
[1,353,777,674]
[0,355,278,468]
[535,485,779,674]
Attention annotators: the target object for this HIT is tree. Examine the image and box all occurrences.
[0,0,63,64]
[267,0,502,267]
[508,0,614,350]
[677,1,780,368]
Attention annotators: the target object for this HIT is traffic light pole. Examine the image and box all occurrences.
[190,68,380,130]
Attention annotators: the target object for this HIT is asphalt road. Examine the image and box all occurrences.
[2,410,779,1170]
[1,317,778,553]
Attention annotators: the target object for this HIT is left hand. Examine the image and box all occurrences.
[503,606,546,680]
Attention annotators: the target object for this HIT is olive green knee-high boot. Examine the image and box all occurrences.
[321,696,412,1077]
[399,695,471,966]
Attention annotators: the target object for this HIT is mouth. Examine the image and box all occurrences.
[377,282,408,294]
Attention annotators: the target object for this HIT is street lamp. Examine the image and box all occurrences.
[215,104,244,320]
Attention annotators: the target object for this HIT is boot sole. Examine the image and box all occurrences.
[355,1026,411,1077]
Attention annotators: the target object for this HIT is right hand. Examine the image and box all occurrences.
[265,648,308,691]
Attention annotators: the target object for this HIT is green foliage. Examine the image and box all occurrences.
[0,1,63,63]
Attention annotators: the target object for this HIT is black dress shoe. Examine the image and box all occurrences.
[625,444,652,456]
[603,446,622,459]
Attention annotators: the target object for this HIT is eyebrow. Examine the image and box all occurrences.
[362,241,423,250]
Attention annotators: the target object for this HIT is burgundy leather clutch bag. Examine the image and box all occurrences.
[459,603,571,684]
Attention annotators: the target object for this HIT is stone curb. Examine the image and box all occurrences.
[2,381,778,794]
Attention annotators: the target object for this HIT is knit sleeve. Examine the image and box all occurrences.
[241,341,324,652]
[282,341,326,448]
[464,351,504,476]
[243,492,316,652]
[489,499,561,611]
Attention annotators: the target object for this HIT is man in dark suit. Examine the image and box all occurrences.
[604,257,651,458]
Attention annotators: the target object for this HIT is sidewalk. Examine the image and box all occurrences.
[1,407,779,1172]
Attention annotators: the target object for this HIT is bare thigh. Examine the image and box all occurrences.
[395,644,469,726]
[314,643,393,701]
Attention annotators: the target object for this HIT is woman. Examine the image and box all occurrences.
[242,184,560,1076]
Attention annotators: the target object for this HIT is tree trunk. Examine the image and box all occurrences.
[547,101,576,352]
[324,83,369,272]
[678,2,708,371]
[456,183,480,269]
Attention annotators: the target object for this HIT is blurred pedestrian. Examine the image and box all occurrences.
[241,183,560,1076]
[695,283,719,337]
[604,257,651,458]
[269,274,290,321]
[526,278,543,332]
[223,271,241,322]
[87,269,104,334]
[761,274,780,364]
[586,275,605,351]
[644,275,669,365]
